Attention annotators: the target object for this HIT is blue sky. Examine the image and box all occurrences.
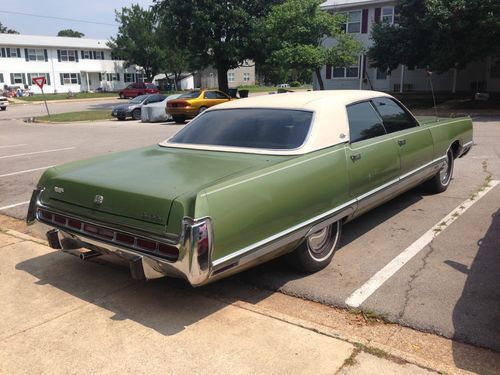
[0,0,154,39]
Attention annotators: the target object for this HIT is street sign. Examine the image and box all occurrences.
[32,76,50,119]
[32,76,46,89]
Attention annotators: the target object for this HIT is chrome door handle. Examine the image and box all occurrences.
[398,139,406,146]
[350,153,361,162]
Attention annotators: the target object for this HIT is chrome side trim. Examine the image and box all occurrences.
[399,156,446,181]
[356,178,399,202]
[211,154,447,272]
[201,147,344,197]
[212,199,356,268]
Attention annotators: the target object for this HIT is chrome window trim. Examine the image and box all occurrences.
[166,108,316,154]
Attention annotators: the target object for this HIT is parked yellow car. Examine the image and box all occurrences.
[166,89,232,123]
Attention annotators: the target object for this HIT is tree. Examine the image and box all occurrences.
[57,29,85,38]
[368,0,500,73]
[155,0,283,93]
[260,0,362,90]
[0,21,19,34]
[109,5,166,81]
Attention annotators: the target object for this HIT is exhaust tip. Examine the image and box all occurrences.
[79,250,101,261]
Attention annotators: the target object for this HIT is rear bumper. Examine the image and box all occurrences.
[111,109,131,118]
[166,107,199,118]
[27,188,213,286]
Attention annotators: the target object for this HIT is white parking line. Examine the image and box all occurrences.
[0,165,54,178]
[0,147,75,159]
[0,144,27,149]
[0,201,30,211]
[345,180,500,308]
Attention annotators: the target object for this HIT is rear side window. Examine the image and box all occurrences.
[371,97,417,133]
[214,91,228,99]
[346,102,387,143]
[146,83,157,89]
[204,91,218,99]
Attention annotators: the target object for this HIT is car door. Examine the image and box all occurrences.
[371,97,434,182]
[345,101,401,216]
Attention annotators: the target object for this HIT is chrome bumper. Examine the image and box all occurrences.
[27,188,214,287]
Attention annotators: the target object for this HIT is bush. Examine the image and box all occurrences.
[290,81,301,87]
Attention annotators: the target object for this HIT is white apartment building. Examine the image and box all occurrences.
[0,34,144,94]
[317,0,500,93]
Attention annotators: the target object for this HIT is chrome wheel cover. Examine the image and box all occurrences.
[439,151,453,185]
[307,221,341,262]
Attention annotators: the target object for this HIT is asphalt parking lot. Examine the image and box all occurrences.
[1,114,499,357]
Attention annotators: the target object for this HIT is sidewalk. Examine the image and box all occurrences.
[8,96,120,105]
[0,226,494,374]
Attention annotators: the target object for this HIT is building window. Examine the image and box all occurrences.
[94,51,104,60]
[62,73,79,84]
[12,73,24,84]
[124,73,135,82]
[136,73,145,82]
[27,49,45,61]
[60,50,76,62]
[8,48,19,58]
[228,72,235,82]
[106,73,120,81]
[243,72,250,82]
[333,64,359,79]
[381,7,394,24]
[0,73,3,83]
[28,73,51,86]
[342,11,361,33]
[376,68,389,80]
[82,50,92,59]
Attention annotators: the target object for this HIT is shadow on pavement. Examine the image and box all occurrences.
[450,208,500,371]
[14,189,423,337]
[15,251,260,336]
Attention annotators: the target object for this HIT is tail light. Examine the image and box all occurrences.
[168,100,189,108]
[196,222,210,269]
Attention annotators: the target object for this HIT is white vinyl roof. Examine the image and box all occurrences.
[0,33,110,49]
[320,0,393,10]
[162,90,393,155]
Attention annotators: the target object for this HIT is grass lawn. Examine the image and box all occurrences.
[16,92,118,102]
[35,110,113,123]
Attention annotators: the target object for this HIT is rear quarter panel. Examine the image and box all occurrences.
[418,117,473,158]
[197,145,351,261]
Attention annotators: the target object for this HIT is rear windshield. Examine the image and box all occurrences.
[179,91,201,99]
[130,95,148,104]
[168,109,313,150]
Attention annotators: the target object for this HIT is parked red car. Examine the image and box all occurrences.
[119,82,159,99]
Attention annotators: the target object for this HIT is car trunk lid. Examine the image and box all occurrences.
[41,145,286,232]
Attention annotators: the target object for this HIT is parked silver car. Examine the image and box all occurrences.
[111,94,166,121]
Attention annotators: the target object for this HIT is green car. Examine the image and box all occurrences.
[27,91,473,286]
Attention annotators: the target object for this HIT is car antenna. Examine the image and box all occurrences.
[427,70,438,121]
